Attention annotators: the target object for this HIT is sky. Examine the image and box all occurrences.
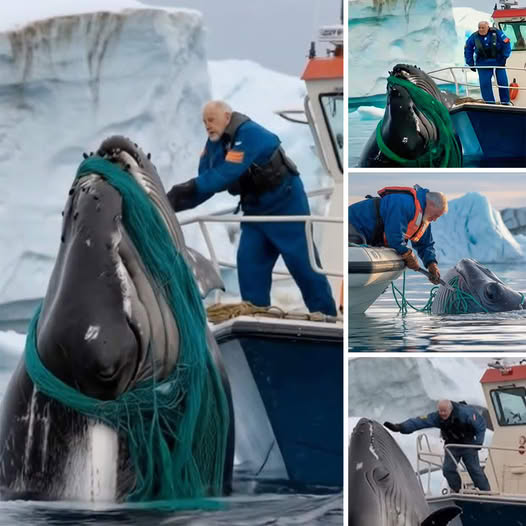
[140,0,341,76]
[453,0,499,10]
[348,172,526,210]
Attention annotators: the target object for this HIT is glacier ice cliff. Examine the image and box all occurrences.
[0,4,323,305]
[348,2,492,98]
[432,192,523,263]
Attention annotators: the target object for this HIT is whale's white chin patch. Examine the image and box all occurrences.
[63,422,118,503]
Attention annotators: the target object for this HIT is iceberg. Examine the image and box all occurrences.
[0,4,322,305]
[348,0,458,97]
[348,1,492,97]
[501,207,526,235]
[432,192,523,263]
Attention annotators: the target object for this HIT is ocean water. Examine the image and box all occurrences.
[0,336,342,525]
[348,110,379,168]
[349,264,526,352]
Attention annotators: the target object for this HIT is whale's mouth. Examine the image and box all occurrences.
[391,64,442,100]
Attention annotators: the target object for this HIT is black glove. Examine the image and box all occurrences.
[384,421,402,432]
[166,178,197,212]
[470,67,476,73]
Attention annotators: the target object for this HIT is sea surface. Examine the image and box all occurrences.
[0,329,342,525]
[348,110,379,168]
[349,264,526,352]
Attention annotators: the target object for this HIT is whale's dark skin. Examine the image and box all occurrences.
[358,64,461,168]
[0,136,234,500]
[348,418,461,526]
[431,258,525,315]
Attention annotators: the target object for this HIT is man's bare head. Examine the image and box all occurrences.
[424,192,448,223]
[437,400,453,420]
[478,21,490,36]
[202,100,232,142]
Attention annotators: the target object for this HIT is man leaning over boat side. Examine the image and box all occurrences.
[384,400,491,494]
[347,185,447,285]
[464,20,512,105]
[166,100,337,316]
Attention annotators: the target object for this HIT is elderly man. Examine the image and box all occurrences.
[465,21,512,104]
[384,400,490,493]
[167,100,337,316]
[348,185,447,284]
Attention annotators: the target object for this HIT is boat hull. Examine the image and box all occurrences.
[213,316,343,489]
[428,495,526,526]
[450,104,526,167]
[348,245,404,313]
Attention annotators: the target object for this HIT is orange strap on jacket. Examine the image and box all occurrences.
[378,186,428,244]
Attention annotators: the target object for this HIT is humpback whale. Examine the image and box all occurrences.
[348,419,461,526]
[431,258,525,315]
[358,64,462,168]
[0,136,234,502]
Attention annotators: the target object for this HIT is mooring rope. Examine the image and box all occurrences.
[206,302,338,324]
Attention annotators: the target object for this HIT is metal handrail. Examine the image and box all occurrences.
[181,214,342,279]
[416,433,526,497]
[427,66,526,100]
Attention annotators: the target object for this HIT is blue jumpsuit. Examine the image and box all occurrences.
[348,187,437,267]
[398,402,490,492]
[173,117,336,316]
[464,29,512,103]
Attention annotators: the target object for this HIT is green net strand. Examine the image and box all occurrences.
[391,272,490,315]
[24,157,230,508]
[391,271,437,315]
[376,76,462,168]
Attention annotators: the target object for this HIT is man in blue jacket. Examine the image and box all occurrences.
[465,21,512,104]
[384,400,490,493]
[167,100,336,316]
[348,185,447,284]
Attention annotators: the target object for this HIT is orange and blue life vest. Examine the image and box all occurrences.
[369,186,429,246]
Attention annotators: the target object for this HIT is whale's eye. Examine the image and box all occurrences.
[373,466,390,483]
[485,283,500,301]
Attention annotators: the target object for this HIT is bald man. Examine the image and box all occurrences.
[166,101,336,316]
[384,400,490,493]
[465,21,511,104]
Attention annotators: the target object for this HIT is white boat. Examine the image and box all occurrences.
[348,244,404,314]
[418,360,526,525]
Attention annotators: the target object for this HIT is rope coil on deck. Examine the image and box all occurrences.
[206,302,338,324]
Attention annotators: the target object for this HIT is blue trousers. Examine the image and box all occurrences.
[443,447,490,492]
[237,221,337,316]
[477,65,510,103]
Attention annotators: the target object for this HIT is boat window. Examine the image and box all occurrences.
[491,387,526,426]
[498,22,526,51]
[319,93,343,173]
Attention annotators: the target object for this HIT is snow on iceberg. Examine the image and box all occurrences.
[348,0,457,97]
[432,192,523,263]
[356,106,383,120]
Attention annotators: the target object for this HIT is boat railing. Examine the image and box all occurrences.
[427,66,526,101]
[417,433,525,497]
[179,187,343,302]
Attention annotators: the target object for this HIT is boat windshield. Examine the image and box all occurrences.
[497,22,526,51]
[319,93,343,172]
[491,386,526,426]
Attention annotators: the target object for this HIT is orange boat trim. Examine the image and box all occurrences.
[302,56,343,81]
